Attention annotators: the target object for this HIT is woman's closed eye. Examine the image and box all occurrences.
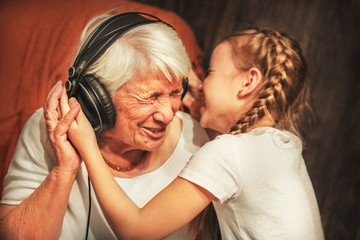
[131,90,182,105]
[170,89,183,97]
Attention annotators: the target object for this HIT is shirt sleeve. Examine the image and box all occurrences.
[179,135,241,203]
[1,109,55,204]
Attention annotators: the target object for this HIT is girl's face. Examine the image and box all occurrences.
[199,41,246,133]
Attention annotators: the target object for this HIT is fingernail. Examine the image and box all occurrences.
[68,97,78,106]
[55,80,63,90]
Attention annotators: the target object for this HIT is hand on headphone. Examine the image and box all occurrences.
[67,97,98,159]
[43,81,82,175]
[182,68,203,120]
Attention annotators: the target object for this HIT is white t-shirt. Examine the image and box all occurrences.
[180,127,324,240]
[1,108,210,240]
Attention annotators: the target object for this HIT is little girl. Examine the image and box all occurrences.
[58,27,324,239]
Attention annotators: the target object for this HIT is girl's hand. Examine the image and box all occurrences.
[67,97,98,158]
[182,68,203,120]
[43,81,81,174]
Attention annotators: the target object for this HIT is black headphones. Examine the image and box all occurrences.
[65,12,188,132]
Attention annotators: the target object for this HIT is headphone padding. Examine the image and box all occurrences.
[78,75,116,131]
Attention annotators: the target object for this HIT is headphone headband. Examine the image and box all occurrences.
[67,12,174,97]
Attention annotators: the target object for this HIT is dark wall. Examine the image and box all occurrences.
[132,0,360,239]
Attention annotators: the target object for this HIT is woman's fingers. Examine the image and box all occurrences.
[44,81,63,113]
[53,102,80,139]
[59,85,70,119]
[44,81,64,135]
[43,82,82,173]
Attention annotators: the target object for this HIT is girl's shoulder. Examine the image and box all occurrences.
[196,127,303,159]
[211,127,302,150]
[247,127,302,150]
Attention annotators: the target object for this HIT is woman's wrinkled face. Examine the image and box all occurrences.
[106,73,183,151]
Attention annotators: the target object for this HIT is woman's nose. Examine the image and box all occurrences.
[153,99,175,124]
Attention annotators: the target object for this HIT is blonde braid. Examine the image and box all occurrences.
[229,28,308,137]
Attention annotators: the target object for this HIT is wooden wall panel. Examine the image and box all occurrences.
[133,0,360,239]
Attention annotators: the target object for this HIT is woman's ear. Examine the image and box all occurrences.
[238,67,263,96]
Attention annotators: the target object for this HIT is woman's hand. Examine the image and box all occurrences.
[182,68,203,120]
[43,81,81,174]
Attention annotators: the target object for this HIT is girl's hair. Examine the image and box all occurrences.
[74,12,191,98]
[227,28,310,139]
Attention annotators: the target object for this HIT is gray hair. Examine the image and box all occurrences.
[75,13,191,98]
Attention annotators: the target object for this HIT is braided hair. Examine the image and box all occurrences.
[227,28,309,138]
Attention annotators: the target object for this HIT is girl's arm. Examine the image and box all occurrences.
[67,98,214,240]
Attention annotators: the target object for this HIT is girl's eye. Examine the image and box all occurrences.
[205,69,213,77]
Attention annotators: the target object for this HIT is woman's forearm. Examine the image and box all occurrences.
[0,168,76,239]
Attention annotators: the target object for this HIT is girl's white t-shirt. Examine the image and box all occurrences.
[180,127,324,240]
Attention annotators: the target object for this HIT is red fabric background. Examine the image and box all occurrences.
[0,0,203,197]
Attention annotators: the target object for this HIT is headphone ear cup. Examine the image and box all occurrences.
[75,75,116,132]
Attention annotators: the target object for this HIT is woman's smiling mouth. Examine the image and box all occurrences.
[143,126,166,139]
